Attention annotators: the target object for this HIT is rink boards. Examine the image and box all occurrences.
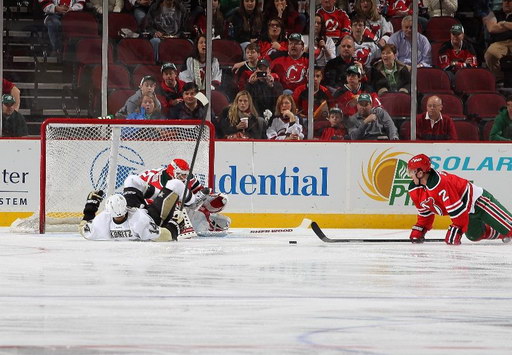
[1,139,511,228]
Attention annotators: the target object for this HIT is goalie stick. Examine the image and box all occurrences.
[311,222,444,243]
[196,218,312,238]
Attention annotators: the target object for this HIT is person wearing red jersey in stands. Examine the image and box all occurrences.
[269,33,309,92]
[332,65,378,117]
[407,153,512,245]
[319,107,348,140]
[316,0,351,45]
[157,62,186,116]
[293,67,332,117]
[438,24,478,83]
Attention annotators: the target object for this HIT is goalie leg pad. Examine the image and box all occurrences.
[146,188,179,226]
[209,213,231,232]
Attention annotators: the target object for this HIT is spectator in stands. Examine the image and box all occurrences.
[385,0,412,17]
[255,17,288,60]
[346,93,399,140]
[157,62,185,116]
[2,79,21,111]
[179,34,222,90]
[490,94,512,140]
[235,43,261,90]
[323,36,363,92]
[316,0,351,45]
[387,15,431,68]
[264,0,305,35]
[1,94,27,137]
[221,0,241,16]
[245,59,284,116]
[168,82,211,120]
[191,0,226,39]
[303,15,336,67]
[351,14,381,73]
[423,0,458,17]
[229,0,263,46]
[438,24,478,83]
[127,0,154,28]
[319,107,348,140]
[483,1,512,84]
[39,0,85,57]
[126,93,161,119]
[116,75,161,118]
[333,65,377,117]
[371,43,411,95]
[414,95,458,140]
[88,0,123,15]
[353,0,393,48]
[269,33,309,92]
[293,66,332,117]
[218,90,264,139]
[145,0,187,62]
[267,94,305,140]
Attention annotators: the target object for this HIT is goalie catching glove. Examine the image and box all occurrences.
[83,190,105,221]
[445,224,463,245]
[410,225,427,243]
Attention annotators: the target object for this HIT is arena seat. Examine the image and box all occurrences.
[465,93,506,120]
[158,38,194,65]
[92,64,131,90]
[212,39,244,68]
[211,90,230,118]
[420,93,464,119]
[482,119,495,141]
[417,67,453,94]
[429,42,444,68]
[425,17,459,42]
[107,89,133,115]
[454,68,497,96]
[117,38,155,66]
[108,13,138,40]
[62,12,99,39]
[379,92,411,119]
[454,120,480,141]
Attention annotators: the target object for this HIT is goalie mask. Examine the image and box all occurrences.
[105,194,128,218]
[166,159,190,182]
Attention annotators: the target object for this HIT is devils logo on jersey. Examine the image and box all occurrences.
[325,19,339,33]
[355,47,371,67]
[420,197,443,216]
[286,65,307,84]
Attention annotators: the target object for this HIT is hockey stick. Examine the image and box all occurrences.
[198,218,313,238]
[311,222,444,243]
[181,92,210,210]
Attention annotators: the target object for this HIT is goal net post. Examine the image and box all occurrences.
[14,119,215,234]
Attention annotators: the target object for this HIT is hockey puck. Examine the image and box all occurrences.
[289,240,297,244]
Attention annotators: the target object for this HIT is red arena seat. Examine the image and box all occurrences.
[417,67,453,94]
[420,93,464,119]
[379,92,411,119]
[455,68,497,96]
[117,39,155,66]
[465,93,506,120]
[454,120,480,141]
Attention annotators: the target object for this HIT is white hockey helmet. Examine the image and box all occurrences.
[105,194,128,218]
[166,158,190,181]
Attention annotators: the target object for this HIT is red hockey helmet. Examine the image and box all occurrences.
[166,159,190,181]
[407,154,431,173]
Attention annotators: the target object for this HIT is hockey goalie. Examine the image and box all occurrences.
[123,158,230,238]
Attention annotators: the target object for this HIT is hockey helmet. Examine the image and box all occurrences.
[407,154,431,174]
[105,194,128,218]
[166,159,190,181]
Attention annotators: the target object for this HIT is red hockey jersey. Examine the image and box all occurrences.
[408,170,483,232]
[316,7,351,41]
[270,51,309,91]
[138,167,203,195]
[438,41,478,72]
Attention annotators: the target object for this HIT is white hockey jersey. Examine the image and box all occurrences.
[81,208,161,241]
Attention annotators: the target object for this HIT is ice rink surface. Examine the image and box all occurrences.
[1,225,512,355]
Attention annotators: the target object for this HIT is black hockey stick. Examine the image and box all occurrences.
[181,93,210,211]
[311,222,444,243]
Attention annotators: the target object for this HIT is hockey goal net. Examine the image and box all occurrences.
[11,119,215,233]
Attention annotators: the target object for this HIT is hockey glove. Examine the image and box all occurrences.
[410,225,426,243]
[83,190,104,221]
[445,225,463,245]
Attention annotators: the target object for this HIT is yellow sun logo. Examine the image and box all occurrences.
[360,149,412,202]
